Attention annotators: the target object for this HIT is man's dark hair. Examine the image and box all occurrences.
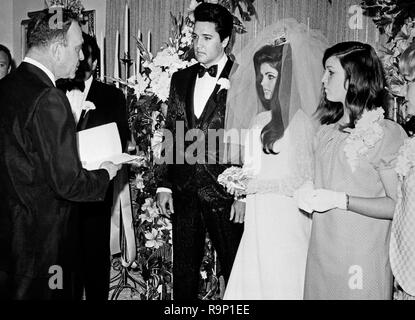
[0,44,12,67]
[194,2,234,41]
[27,9,80,50]
[73,32,100,79]
[82,32,100,63]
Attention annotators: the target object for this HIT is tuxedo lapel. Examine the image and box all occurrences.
[185,66,199,129]
[76,80,96,131]
[76,110,90,131]
[197,58,233,126]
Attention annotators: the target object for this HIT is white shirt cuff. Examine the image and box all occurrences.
[157,187,172,194]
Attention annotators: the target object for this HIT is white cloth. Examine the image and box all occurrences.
[23,57,56,86]
[66,76,93,124]
[193,53,227,118]
[223,110,314,300]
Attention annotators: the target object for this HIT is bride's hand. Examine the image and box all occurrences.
[230,200,246,224]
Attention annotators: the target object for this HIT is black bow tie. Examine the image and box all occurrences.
[198,64,218,78]
[57,78,85,92]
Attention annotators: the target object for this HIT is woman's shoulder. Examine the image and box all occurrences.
[380,119,408,144]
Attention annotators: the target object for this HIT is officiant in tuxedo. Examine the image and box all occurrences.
[0,10,120,300]
[57,32,129,300]
[156,3,243,300]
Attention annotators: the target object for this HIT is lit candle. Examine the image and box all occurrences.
[114,30,120,88]
[365,19,369,43]
[147,30,151,54]
[307,17,310,33]
[124,3,129,55]
[100,32,105,82]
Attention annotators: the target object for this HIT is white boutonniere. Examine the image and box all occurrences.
[82,101,96,115]
[395,138,415,178]
[344,108,385,172]
[217,78,230,93]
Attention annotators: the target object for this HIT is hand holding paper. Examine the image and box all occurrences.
[77,122,141,170]
[99,161,122,180]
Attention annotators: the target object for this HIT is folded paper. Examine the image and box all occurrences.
[76,122,140,170]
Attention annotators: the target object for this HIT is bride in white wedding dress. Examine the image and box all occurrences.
[223,19,328,300]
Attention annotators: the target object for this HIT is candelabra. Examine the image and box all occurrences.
[109,51,141,300]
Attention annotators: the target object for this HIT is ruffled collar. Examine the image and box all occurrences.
[343,108,385,172]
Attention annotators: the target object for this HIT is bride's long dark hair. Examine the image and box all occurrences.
[253,44,287,154]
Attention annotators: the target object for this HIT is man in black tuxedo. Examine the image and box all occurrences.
[0,10,120,300]
[156,3,243,300]
[58,33,130,300]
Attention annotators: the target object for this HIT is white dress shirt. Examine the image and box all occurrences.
[66,76,93,124]
[23,57,56,86]
[193,53,228,118]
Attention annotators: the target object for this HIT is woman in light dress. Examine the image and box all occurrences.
[222,19,328,300]
[298,42,407,300]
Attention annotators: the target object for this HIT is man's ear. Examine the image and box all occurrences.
[50,42,62,63]
[221,36,230,49]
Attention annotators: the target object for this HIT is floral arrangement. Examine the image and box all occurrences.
[395,137,415,177]
[379,19,415,97]
[217,166,252,199]
[361,0,415,39]
[344,108,385,172]
[362,0,415,122]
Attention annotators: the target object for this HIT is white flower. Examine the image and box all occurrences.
[139,198,160,223]
[82,101,96,114]
[151,130,164,160]
[217,78,230,93]
[344,108,385,172]
[395,138,415,177]
[200,271,208,280]
[144,228,164,249]
[135,173,145,191]
[128,74,150,99]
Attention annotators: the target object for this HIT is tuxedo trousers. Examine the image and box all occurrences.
[72,197,113,300]
[172,192,243,300]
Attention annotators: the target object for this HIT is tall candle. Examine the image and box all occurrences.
[137,29,141,76]
[114,30,120,88]
[147,30,151,54]
[124,3,129,55]
[100,32,105,82]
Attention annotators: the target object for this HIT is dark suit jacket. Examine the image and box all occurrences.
[0,63,109,283]
[157,57,236,204]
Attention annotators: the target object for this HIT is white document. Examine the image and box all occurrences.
[77,122,140,170]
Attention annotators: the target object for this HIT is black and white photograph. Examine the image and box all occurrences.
[1,0,415,310]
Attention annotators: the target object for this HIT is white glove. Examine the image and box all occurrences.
[294,181,315,214]
[308,189,347,213]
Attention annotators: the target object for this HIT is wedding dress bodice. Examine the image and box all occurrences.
[243,110,314,196]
